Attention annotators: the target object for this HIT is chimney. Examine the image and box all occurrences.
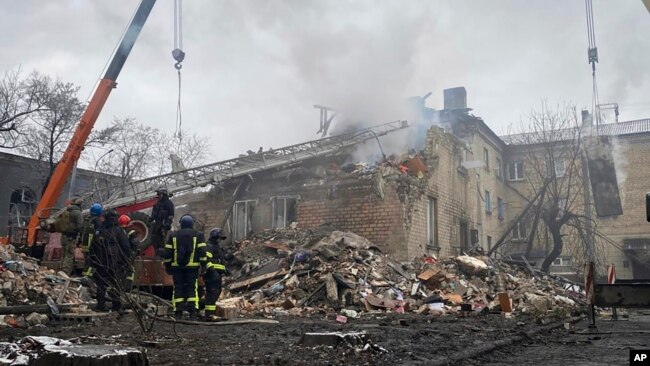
[443,87,467,110]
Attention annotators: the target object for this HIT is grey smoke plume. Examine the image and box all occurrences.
[609,136,628,206]
[235,0,436,160]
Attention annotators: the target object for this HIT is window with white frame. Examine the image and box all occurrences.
[485,190,492,213]
[508,161,524,181]
[233,200,256,241]
[272,196,298,228]
[427,197,438,248]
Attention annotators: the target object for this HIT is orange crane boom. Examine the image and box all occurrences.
[26,0,157,245]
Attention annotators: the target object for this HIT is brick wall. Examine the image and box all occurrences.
[297,181,409,260]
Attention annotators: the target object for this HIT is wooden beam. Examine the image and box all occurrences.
[228,269,287,291]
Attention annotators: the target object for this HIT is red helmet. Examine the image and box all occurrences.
[118,215,131,228]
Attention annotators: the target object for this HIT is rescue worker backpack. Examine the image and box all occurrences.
[54,209,72,233]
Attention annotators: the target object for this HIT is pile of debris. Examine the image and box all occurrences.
[219,227,586,320]
[0,244,92,328]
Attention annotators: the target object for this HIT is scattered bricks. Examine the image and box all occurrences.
[216,297,244,319]
[417,269,439,281]
[281,299,296,310]
[498,292,513,313]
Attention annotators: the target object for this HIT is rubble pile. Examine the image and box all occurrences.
[0,244,91,328]
[221,227,586,320]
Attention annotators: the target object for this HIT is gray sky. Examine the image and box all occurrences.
[2,0,649,163]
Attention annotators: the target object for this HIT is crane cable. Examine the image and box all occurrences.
[585,0,601,132]
[172,0,185,145]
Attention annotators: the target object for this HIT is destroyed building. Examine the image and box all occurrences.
[172,88,650,279]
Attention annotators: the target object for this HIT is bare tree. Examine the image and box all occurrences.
[16,75,117,186]
[150,130,210,177]
[91,120,210,185]
[0,69,50,148]
[508,103,592,273]
[90,117,162,185]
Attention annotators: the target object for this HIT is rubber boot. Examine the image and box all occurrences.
[173,302,185,320]
[188,307,198,321]
[95,290,108,312]
[112,301,125,316]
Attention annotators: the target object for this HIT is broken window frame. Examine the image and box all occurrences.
[8,187,37,228]
[487,235,492,251]
[508,161,524,181]
[485,190,492,214]
[512,221,527,241]
[427,197,438,248]
[233,200,257,241]
[271,195,300,229]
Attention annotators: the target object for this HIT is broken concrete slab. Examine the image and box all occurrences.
[25,312,49,326]
[456,255,488,276]
[326,274,339,302]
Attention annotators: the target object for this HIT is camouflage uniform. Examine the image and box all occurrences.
[61,200,84,275]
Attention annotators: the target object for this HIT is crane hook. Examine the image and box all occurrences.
[172,48,185,70]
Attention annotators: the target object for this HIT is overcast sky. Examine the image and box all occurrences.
[2,0,649,164]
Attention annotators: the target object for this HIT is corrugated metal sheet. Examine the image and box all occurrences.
[500,119,650,145]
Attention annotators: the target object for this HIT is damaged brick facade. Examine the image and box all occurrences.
[172,94,650,278]
[173,124,488,262]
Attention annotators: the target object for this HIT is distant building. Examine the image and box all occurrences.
[0,151,117,236]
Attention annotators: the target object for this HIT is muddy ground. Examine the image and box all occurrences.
[462,310,650,366]
[0,311,568,366]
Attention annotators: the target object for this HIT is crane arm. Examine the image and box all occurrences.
[27,0,157,245]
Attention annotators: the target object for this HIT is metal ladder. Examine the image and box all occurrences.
[87,120,409,209]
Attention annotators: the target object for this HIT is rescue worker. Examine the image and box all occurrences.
[118,214,140,290]
[60,197,84,275]
[163,214,207,320]
[150,187,174,255]
[81,203,103,278]
[203,227,233,321]
[88,209,131,313]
